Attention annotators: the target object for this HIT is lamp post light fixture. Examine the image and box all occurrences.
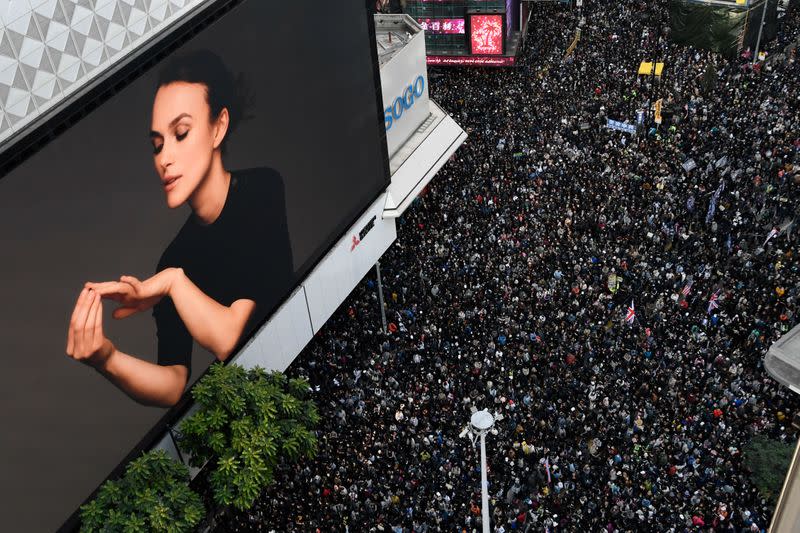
[460,409,496,533]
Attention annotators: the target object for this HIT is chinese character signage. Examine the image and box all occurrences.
[607,119,637,134]
[418,18,466,34]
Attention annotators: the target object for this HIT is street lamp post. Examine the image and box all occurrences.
[752,0,770,67]
[461,410,496,533]
[375,260,388,334]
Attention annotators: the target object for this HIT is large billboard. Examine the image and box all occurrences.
[0,1,388,531]
[469,13,505,55]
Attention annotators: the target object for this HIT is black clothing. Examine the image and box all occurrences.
[152,167,293,375]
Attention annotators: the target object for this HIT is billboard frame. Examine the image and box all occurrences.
[466,9,507,56]
[14,1,390,531]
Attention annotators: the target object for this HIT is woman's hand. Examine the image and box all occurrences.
[86,268,181,319]
[66,288,114,368]
[65,283,189,407]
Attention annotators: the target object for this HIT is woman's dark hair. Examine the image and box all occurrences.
[157,49,252,144]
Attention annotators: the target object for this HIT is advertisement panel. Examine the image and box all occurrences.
[469,13,506,55]
[381,30,431,157]
[427,55,516,66]
[0,1,388,531]
[418,18,466,34]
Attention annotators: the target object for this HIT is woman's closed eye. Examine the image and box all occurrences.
[151,130,187,155]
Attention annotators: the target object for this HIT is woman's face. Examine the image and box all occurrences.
[150,82,224,209]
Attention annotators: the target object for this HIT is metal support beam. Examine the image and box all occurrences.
[479,431,490,533]
[375,261,388,334]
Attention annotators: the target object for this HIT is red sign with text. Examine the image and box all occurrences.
[426,55,515,66]
[469,14,504,55]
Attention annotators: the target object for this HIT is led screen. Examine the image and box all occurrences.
[469,13,505,55]
[418,18,466,34]
[427,55,516,66]
[0,1,387,531]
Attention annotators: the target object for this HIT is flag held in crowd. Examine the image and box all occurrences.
[544,457,552,484]
[626,301,636,324]
[706,179,725,224]
[681,280,693,297]
[763,227,779,247]
[708,290,720,314]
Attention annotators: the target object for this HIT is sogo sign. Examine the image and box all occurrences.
[384,75,426,131]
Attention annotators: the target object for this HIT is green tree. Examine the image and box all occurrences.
[177,363,319,512]
[80,450,205,532]
[701,62,718,95]
[743,435,795,504]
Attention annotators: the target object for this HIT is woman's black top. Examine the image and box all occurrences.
[152,167,293,376]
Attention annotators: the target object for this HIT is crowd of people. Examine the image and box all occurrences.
[223,0,800,531]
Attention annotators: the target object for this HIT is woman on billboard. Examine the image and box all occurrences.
[65,50,293,407]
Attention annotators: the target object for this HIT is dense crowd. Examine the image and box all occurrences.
[224,0,800,531]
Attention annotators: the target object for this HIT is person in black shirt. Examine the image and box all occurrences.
[65,50,292,406]
[153,167,292,373]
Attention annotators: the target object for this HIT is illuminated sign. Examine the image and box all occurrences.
[384,75,426,131]
[470,14,504,55]
[426,55,516,66]
[417,18,465,34]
